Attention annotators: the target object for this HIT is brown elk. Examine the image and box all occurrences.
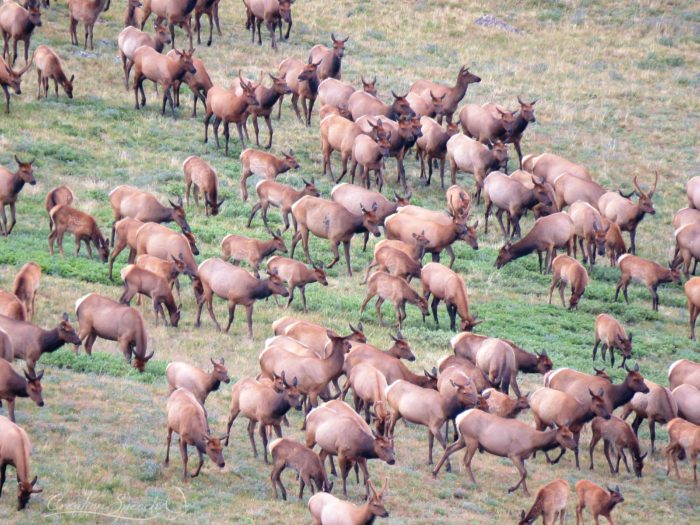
[359,272,428,329]
[416,117,459,188]
[0,55,31,113]
[270,437,332,500]
[344,334,415,365]
[589,415,647,477]
[340,361,388,427]
[605,221,626,266]
[48,204,110,263]
[552,172,607,211]
[140,0,197,49]
[120,264,181,326]
[278,57,320,126]
[522,152,592,183]
[421,261,480,331]
[669,358,700,390]
[317,76,376,109]
[12,262,40,321]
[672,384,700,425]
[593,314,632,368]
[0,156,35,236]
[495,212,574,273]
[687,176,700,209]
[107,217,144,280]
[406,90,446,119]
[0,328,11,362]
[575,481,624,525]
[320,113,376,182]
[308,478,389,524]
[182,155,223,216]
[362,245,421,284]
[347,90,414,122]
[432,409,576,496]
[166,358,229,405]
[373,236,429,264]
[221,231,287,277]
[666,417,700,483]
[248,178,318,231]
[67,0,109,50]
[0,415,42,509]
[118,23,171,89]
[246,0,292,50]
[165,388,225,481]
[109,185,191,240]
[615,254,680,311]
[124,0,142,27]
[344,347,436,390]
[309,33,347,81]
[236,74,291,149]
[75,293,154,372]
[569,200,607,266]
[686,277,700,340]
[291,195,381,276]
[446,184,471,218]
[510,169,559,219]
[45,186,74,231]
[168,50,210,117]
[133,47,196,118]
[620,379,677,454]
[548,255,588,310]
[473,337,521,396]
[0,2,41,65]
[0,360,43,422]
[0,290,26,321]
[33,45,73,99]
[273,316,366,347]
[598,172,658,254]
[481,388,529,419]
[518,478,569,525]
[266,256,327,312]
[409,65,481,124]
[239,148,299,200]
[447,135,508,202]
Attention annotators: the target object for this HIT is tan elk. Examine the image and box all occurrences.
[0,360,43,422]
[118,23,171,89]
[666,417,700,483]
[0,55,32,113]
[687,176,700,209]
[605,221,626,266]
[0,2,41,65]
[593,314,632,368]
[107,217,144,280]
[416,117,459,188]
[273,316,365,347]
[33,45,73,99]
[220,231,287,277]
[48,204,110,263]
[270,437,332,500]
[308,33,347,81]
[0,156,36,236]
[547,255,588,310]
[349,132,393,191]
[672,384,700,425]
[235,73,291,148]
[278,57,320,126]
[588,415,647,477]
[669,358,700,390]
[446,184,471,218]
[12,262,40,321]
[522,152,592,183]
[406,90,446,119]
[409,65,481,124]
[68,0,109,50]
[358,272,428,329]
[266,256,328,312]
[0,290,27,321]
[183,155,223,216]
[120,264,181,326]
[685,277,700,340]
[204,75,260,153]
[615,254,680,311]
[133,47,196,118]
[482,388,529,419]
[421,261,480,331]
[239,148,299,200]
[552,172,607,211]
[362,245,421,284]
[673,223,700,278]
[575,481,624,525]
[569,200,607,267]
[320,113,377,182]
[0,415,42,510]
[168,49,210,117]
[447,135,508,203]
[518,479,569,525]
[248,178,318,231]
[347,90,414,121]
[308,478,389,525]
[317,76,376,109]
[246,0,292,50]
[124,0,143,27]
[140,0,198,49]
[620,379,677,454]
[166,358,229,405]
[340,361,388,427]
[109,185,191,239]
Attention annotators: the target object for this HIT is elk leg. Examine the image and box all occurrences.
[236,122,247,149]
[6,398,15,422]
[6,203,16,235]
[271,462,284,500]
[603,440,615,473]
[300,286,309,313]
[592,338,600,360]
[374,297,386,326]
[223,122,232,155]
[649,285,659,311]
[224,300,236,333]
[245,304,254,337]
[247,420,258,457]
[177,439,190,481]
[649,419,656,454]
[212,116,222,148]
[629,229,636,254]
[620,448,631,473]
[164,427,173,465]
[558,281,567,307]
[290,93,302,122]
[431,436,465,478]
[507,455,529,496]
[1,84,10,114]
[205,294,221,331]
[338,455,351,496]
[300,229,313,264]
[259,423,270,464]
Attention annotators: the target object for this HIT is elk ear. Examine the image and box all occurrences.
[62,312,69,322]
[70,74,75,82]
[210,357,217,367]
[633,363,639,372]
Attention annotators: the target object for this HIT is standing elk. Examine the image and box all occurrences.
[266,256,328,312]
[0,2,41,65]
[575,481,624,525]
[131,219,197,278]
[0,415,42,510]
[182,156,223,216]
[592,314,632,368]
[569,200,607,267]
[239,148,299,201]
[309,33,347,81]
[0,55,31,113]
[120,264,181,326]
[687,176,700,209]
[409,65,481,124]
[0,290,26,321]
[270,437,332,500]
[136,254,190,300]
[358,272,428,329]
[615,254,680,311]
[166,358,229,405]
[669,358,700,390]
[320,113,377,182]
[317,75,376,109]
[235,74,291,149]
[518,478,569,525]
[247,0,292,50]
[12,262,40,321]
[0,155,36,236]
[273,316,366,348]
[362,245,421,284]
[421,262,480,331]
[547,255,588,310]
[665,417,700,483]
[278,57,321,126]
[308,478,389,525]
[672,384,700,425]
[118,23,171,89]
[473,337,521,396]
[347,90,414,122]
[446,184,471,218]
[221,231,287,277]
[406,91,446,119]
[673,222,700,278]
[552,172,607,211]
[33,45,73,99]
[349,132,393,191]
[108,217,143,280]
[685,276,700,340]
[48,205,110,263]
[203,75,260,154]
[140,0,197,49]
[620,379,677,454]
[481,388,529,419]
[248,178,318,231]
[0,360,43,422]
[133,47,196,118]
[340,361,389,426]
[522,152,592,184]
[604,221,626,267]
[68,0,109,50]
[447,135,508,202]
[416,117,459,188]
[588,415,647,477]
[109,185,191,240]
[169,49,211,117]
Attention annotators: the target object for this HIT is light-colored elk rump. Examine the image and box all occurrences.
[474,337,520,396]
[598,172,657,254]
[239,148,299,201]
[674,207,700,232]
[446,184,471,218]
[0,313,81,372]
[108,217,144,280]
[308,478,389,525]
[109,185,190,237]
[495,212,574,273]
[0,290,26,321]
[12,262,40,321]
[68,0,109,50]
[373,236,429,264]
[406,91,446,119]
[308,33,347,81]
[344,334,414,366]
[672,384,700,425]
[166,358,229,405]
[575,481,624,525]
[248,178,318,231]
[552,172,607,211]
[687,176,700,209]
[518,478,569,525]
[432,408,576,496]
[605,221,626,266]
[118,24,171,89]
[75,293,153,372]
[278,57,321,126]
[569,200,607,267]
[317,76,376,109]
[345,347,437,389]
[204,77,261,154]
[447,135,508,204]
[0,415,42,509]
[233,74,290,150]
[347,90,414,122]
[589,415,647,477]
[133,47,196,118]
[0,55,31,113]
[686,277,700,340]
[522,152,592,184]
[547,255,588,310]
[48,205,110,263]
[0,156,35,236]
[615,254,680,311]
[270,437,332,500]
[666,417,700,482]
[409,65,481,124]
[416,117,459,188]
[266,256,328,312]
[168,50,210,117]
[482,388,529,419]
[33,45,73,99]
[0,360,43,422]
[140,0,198,49]
[134,222,199,277]
[359,272,428,329]
[673,223,700,278]
[421,262,479,332]
[120,264,181,326]
[362,245,421,285]
[0,2,41,65]
[221,231,287,276]
[593,313,632,368]
[165,388,225,481]
[274,316,365,346]
[291,195,381,276]
[620,379,677,453]
[669,358,700,390]
[45,185,74,230]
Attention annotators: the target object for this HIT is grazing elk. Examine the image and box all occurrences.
[204,76,261,154]
[165,388,225,481]
[183,155,223,216]
[33,45,73,99]
[614,254,680,311]
[0,55,31,113]
[620,380,677,453]
[0,360,43,422]
[518,479,569,525]
[133,222,200,279]
[270,437,332,500]
[267,256,327,312]
[347,90,414,122]
[166,358,229,405]
[575,481,624,525]
[0,2,41,65]
[118,23,171,89]
[421,262,480,331]
[140,0,197,50]
[309,33,347,81]
[45,186,74,230]
[239,148,299,201]
[221,231,287,277]
[12,262,40,321]
[416,117,459,188]
[588,415,647,477]
[48,204,110,263]
[0,156,36,236]
[409,65,481,124]
[447,135,508,202]
[482,388,529,419]
[473,337,521,396]
[569,201,607,267]
[0,415,42,510]
[108,217,144,280]
[120,264,181,326]
[359,272,428,329]
[547,255,588,310]
[133,47,196,118]
[522,152,592,184]
[68,0,109,50]
[109,185,191,239]
[248,178,318,231]
[0,290,26,321]
[278,57,321,126]
[237,73,291,149]
[168,49,211,117]
[592,314,632,368]
[308,478,389,525]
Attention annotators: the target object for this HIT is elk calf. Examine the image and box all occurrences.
[615,254,680,311]
[183,156,223,216]
[267,256,328,312]
[248,179,319,232]
[12,262,40,321]
[482,388,529,419]
[665,417,700,482]
[548,255,588,310]
[0,360,43,422]
[48,204,110,263]
[0,156,36,236]
[239,148,299,201]
[359,272,428,329]
[166,358,229,405]
[589,415,646,477]
[45,185,74,230]
[605,222,626,266]
[68,0,109,50]
[0,415,42,509]
[0,290,26,321]
[221,231,287,277]
[593,314,632,368]
[575,481,623,525]
[362,245,421,284]
[120,264,181,326]
[33,45,73,99]
[269,437,331,500]
[518,478,569,525]
[421,261,480,331]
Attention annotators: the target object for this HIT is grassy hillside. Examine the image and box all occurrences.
[0,0,699,523]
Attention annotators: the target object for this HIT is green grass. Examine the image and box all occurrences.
[0,0,699,523]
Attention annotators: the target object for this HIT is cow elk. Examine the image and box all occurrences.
[308,478,388,525]
[120,264,181,326]
[0,2,41,65]
[12,262,40,321]
[45,185,74,230]
[48,204,110,263]
[615,254,680,311]
[620,379,677,454]
[552,172,607,211]
[447,135,508,202]
[446,184,471,218]
[183,155,223,216]
[317,76,375,109]
[569,201,607,267]
[168,49,211,117]
[267,256,327,312]
[593,314,632,368]
[575,481,624,525]
[238,73,291,148]
[118,23,171,89]
[278,57,320,126]
[359,272,428,329]
[0,360,43,422]
[166,358,229,405]
[108,217,144,280]
[522,152,591,184]
[416,117,459,187]
[309,33,347,81]
[0,156,36,236]
[588,415,647,477]
[548,255,588,310]
[124,0,142,27]
[482,388,529,419]
[0,290,26,321]
[421,262,480,331]
[140,0,198,49]
[672,384,700,425]
[605,221,626,267]
[133,47,196,118]
[33,45,73,99]
[347,90,414,122]
[247,0,292,50]
[0,415,42,509]
[410,65,481,124]
[239,148,299,200]
[68,0,109,50]
[221,231,287,277]
[668,358,700,390]
[270,437,332,500]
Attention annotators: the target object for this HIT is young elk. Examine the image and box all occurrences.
[620,380,677,454]
[183,156,223,216]
[118,23,171,89]
[48,204,110,263]
[234,73,291,149]
[108,217,144,280]
[0,2,41,65]
[278,57,321,126]
[518,479,569,525]
[410,65,481,124]
[0,289,27,320]
[421,262,480,331]
[482,388,529,419]
[340,362,389,428]
[166,358,229,405]
[593,314,632,368]
[0,156,36,236]
[0,360,43,422]
[615,254,680,311]
[165,388,225,481]
[221,231,287,277]
[309,33,347,81]
[266,256,328,312]
[362,245,421,284]
[575,481,624,525]
[133,47,196,118]
[68,0,109,50]
[317,76,376,109]
[0,416,42,510]
[248,179,318,232]
[569,201,607,267]
[120,264,181,326]
[359,272,428,329]
[308,478,389,525]
[33,45,73,99]
[12,262,40,321]
[666,417,700,482]
[45,185,74,230]
[204,76,260,155]
[447,135,508,204]
[239,148,299,201]
[589,415,647,477]
[270,437,332,500]
[350,132,393,191]
[0,55,31,113]
[416,117,459,188]
[547,255,588,310]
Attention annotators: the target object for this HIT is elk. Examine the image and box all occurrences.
[239,148,299,201]
[133,47,196,118]
[362,245,421,284]
[291,195,381,276]
[226,373,301,461]
[45,185,74,230]
[673,223,700,278]
[67,0,109,50]
[0,312,81,372]
[0,360,43,422]
[518,479,569,525]
[190,0,218,47]
[673,384,700,425]
[482,388,529,419]
[349,132,393,191]
[666,417,700,483]
[270,437,332,500]
[131,224,199,279]
[416,117,459,188]
[140,0,197,49]
[12,262,40,321]
[359,272,428,329]
[473,337,521,396]
[685,276,700,340]
[615,254,680,311]
[344,347,436,389]
[446,184,471,218]
[75,293,154,372]
[340,361,388,427]
[346,90,414,122]
[166,358,229,405]
[248,178,318,231]
[447,135,508,203]
[118,23,171,89]
[551,172,607,211]
[432,408,576,496]
[0,2,40,65]
[522,152,592,183]
[409,65,481,124]
[373,235,429,264]
[570,200,607,266]
[107,217,144,280]
[169,50,210,117]
[309,33,347,81]
[547,255,588,310]
[598,172,658,254]
[669,358,700,390]
[687,176,700,209]
[0,328,10,362]
[495,212,574,273]
[593,314,632,368]
[48,204,110,263]
[124,0,142,27]
[182,155,222,216]
[0,290,26,321]
[605,221,626,267]
[421,261,480,331]
[246,0,292,50]
[33,45,73,99]
[308,478,388,525]
[0,156,35,236]
[274,317,366,347]
[238,73,291,149]
[266,256,327,312]
[0,55,31,113]
[165,388,225,481]
[620,380,677,453]
[575,481,624,525]
[220,231,287,277]
[317,76,376,109]
[278,57,320,126]
[406,90,446,119]
[109,185,191,239]
[588,415,647,477]
[120,264,181,326]
[320,113,376,182]
[0,415,42,510]
[318,103,349,120]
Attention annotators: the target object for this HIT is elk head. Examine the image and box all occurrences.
[371,432,395,465]
[282,150,299,170]
[366,478,390,518]
[517,95,537,123]
[133,348,155,372]
[390,91,415,119]
[632,449,647,478]
[154,21,172,46]
[430,90,448,117]
[490,140,509,170]
[17,476,41,510]
[460,311,483,332]
[455,217,479,250]
[277,370,302,410]
[495,241,514,268]
[168,197,191,234]
[531,175,555,209]
[23,368,44,407]
[330,33,349,58]
[238,70,260,109]
[593,221,610,256]
[269,73,292,95]
[623,363,649,393]
[173,48,196,75]
[632,171,658,215]
[553,424,577,449]
[348,322,366,343]
[27,7,42,28]
[606,485,624,505]
[360,202,381,237]
[302,177,320,197]
[299,59,322,81]
[393,190,411,207]
[534,350,553,374]
[1,59,32,97]
[13,156,36,185]
[450,378,478,408]
[203,435,226,468]
[361,75,377,96]
[97,236,110,264]
[278,0,293,24]
[311,261,328,285]
[496,107,518,136]
[375,131,393,157]
[422,367,438,389]
[182,231,199,255]
[271,229,288,253]
[265,268,289,297]
[458,65,481,86]
[58,313,82,345]
[205,193,225,216]
[210,357,230,384]
[389,330,415,361]
[588,388,611,420]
